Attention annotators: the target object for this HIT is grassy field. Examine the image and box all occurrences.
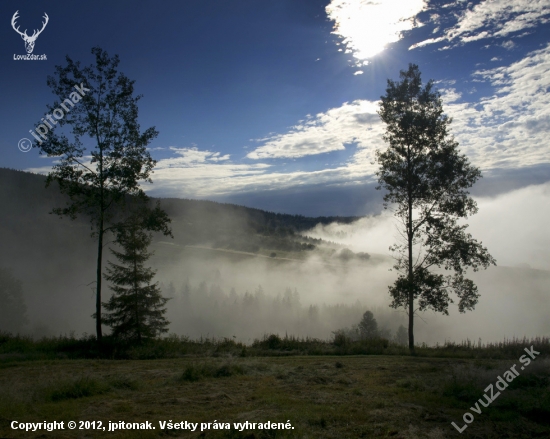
[1,353,549,439]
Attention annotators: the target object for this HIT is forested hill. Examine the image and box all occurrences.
[0,168,358,231]
[161,197,359,235]
[0,168,359,255]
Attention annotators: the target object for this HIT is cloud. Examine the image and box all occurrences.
[149,148,270,198]
[246,100,383,160]
[305,182,550,270]
[150,43,550,199]
[148,157,379,199]
[326,0,427,63]
[157,147,231,167]
[410,0,550,50]
[29,45,550,205]
[468,182,550,270]
[244,43,550,185]
[442,43,550,170]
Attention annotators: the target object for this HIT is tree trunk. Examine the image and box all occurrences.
[408,202,414,353]
[407,146,415,353]
[134,235,141,344]
[96,216,104,343]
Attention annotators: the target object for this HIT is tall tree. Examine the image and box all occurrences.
[37,47,159,342]
[102,206,171,343]
[376,64,496,352]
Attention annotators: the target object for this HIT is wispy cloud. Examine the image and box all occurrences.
[326,0,427,63]
[410,0,550,50]
[443,43,550,169]
[28,44,550,202]
[246,100,382,160]
[148,157,378,199]
[156,147,231,168]
[149,42,550,199]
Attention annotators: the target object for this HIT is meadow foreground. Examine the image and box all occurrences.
[1,355,549,438]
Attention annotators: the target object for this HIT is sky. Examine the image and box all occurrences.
[1,0,549,216]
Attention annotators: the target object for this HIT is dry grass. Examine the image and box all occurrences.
[0,355,549,438]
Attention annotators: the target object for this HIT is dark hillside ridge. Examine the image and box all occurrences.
[0,168,357,254]
[151,198,359,234]
[1,168,359,231]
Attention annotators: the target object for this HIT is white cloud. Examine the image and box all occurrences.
[411,0,550,50]
[246,44,550,173]
[305,182,550,269]
[246,100,383,160]
[31,44,550,203]
[439,88,462,103]
[468,182,550,270]
[164,147,230,165]
[326,0,427,63]
[148,155,379,199]
[443,44,550,170]
[149,44,550,198]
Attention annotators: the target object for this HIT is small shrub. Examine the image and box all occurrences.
[395,377,425,391]
[266,334,281,349]
[442,379,480,402]
[45,377,109,401]
[332,331,349,347]
[179,362,246,382]
[214,363,246,378]
[180,364,208,382]
[109,376,140,390]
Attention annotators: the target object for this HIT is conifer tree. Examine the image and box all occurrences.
[358,310,378,339]
[102,209,170,342]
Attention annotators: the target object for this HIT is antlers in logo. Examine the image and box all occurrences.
[11,11,49,54]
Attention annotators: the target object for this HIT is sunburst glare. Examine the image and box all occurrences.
[326,0,427,64]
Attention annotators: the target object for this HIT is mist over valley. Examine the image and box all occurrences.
[1,168,547,345]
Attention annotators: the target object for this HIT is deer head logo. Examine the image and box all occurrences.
[11,11,49,54]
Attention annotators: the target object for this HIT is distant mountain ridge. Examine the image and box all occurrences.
[0,167,359,231]
[0,167,361,258]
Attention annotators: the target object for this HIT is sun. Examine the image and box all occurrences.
[326,0,426,63]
